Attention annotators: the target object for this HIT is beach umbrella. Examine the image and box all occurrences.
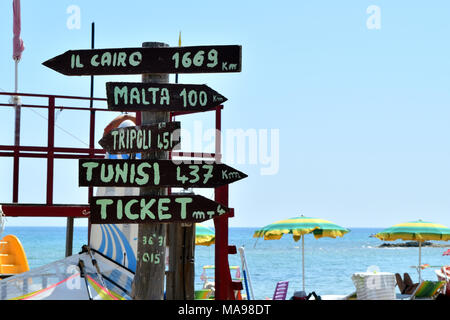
[195,223,215,246]
[253,215,350,292]
[375,220,450,282]
[443,249,450,256]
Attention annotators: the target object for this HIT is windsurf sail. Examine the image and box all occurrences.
[0,116,138,300]
[0,249,133,300]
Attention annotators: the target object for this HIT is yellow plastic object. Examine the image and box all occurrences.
[0,235,30,277]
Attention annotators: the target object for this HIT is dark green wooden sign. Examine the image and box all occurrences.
[90,195,230,224]
[79,159,247,188]
[106,82,227,112]
[98,121,181,154]
[43,45,242,76]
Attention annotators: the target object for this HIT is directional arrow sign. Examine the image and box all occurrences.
[106,82,227,112]
[98,121,181,154]
[79,159,248,188]
[42,45,242,76]
[90,195,230,224]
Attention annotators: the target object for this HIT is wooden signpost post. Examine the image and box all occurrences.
[79,159,247,188]
[42,45,242,75]
[44,40,243,301]
[106,82,227,112]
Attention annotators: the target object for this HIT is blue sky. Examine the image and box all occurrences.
[1,1,450,228]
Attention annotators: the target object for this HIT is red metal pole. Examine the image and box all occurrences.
[213,105,234,300]
[46,96,55,205]
[12,146,19,203]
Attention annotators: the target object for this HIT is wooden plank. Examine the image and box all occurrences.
[166,223,195,300]
[89,195,229,224]
[106,82,227,112]
[98,121,181,154]
[42,45,242,76]
[78,159,248,188]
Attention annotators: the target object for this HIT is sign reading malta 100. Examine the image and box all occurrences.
[43,44,245,225]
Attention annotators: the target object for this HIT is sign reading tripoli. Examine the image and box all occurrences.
[90,195,230,224]
[106,82,227,112]
[79,159,247,188]
[42,45,242,76]
[98,121,181,154]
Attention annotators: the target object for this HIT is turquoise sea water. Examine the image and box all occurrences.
[2,227,449,300]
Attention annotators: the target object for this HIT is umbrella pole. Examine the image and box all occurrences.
[302,235,305,292]
[418,241,422,283]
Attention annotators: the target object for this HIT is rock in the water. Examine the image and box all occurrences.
[378,241,449,248]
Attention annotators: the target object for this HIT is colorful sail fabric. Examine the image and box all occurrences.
[375,220,450,242]
[0,251,133,300]
[253,216,350,242]
[443,249,450,256]
[196,224,215,246]
[13,0,25,60]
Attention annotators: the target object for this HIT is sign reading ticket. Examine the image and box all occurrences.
[90,195,230,224]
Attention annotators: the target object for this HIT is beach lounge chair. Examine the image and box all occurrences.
[272,281,289,300]
[398,280,446,300]
[395,273,419,294]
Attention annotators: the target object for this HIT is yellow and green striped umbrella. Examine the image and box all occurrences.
[375,220,450,242]
[253,216,349,242]
[375,220,450,282]
[195,223,215,246]
[253,216,350,292]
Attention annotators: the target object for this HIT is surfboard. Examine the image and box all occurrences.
[89,117,139,273]
[0,234,30,278]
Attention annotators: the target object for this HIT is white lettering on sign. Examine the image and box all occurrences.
[114,86,171,106]
[171,49,218,69]
[110,127,154,151]
[72,51,143,69]
[221,170,241,180]
[95,196,201,221]
[82,161,160,185]
[176,164,214,185]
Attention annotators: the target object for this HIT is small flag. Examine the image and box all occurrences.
[13,0,25,61]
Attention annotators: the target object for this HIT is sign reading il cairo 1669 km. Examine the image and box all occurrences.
[42,45,242,76]
[90,194,230,224]
[79,159,247,188]
[106,82,227,112]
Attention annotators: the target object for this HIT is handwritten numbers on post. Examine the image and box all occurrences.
[141,235,164,264]
[172,49,218,70]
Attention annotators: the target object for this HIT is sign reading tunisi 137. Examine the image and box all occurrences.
[78,159,247,188]
[42,45,242,76]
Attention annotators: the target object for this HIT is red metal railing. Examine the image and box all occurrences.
[0,91,107,216]
[0,91,236,299]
